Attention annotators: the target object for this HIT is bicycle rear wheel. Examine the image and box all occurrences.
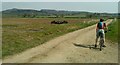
[100,39,104,51]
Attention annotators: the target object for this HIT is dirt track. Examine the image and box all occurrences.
[3,19,118,63]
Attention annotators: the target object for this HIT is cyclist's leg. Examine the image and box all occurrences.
[102,30,106,47]
[95,30,99,47]
[103,32,105,43]
[95,37,99,45]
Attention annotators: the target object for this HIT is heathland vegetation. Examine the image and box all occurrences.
[106,19,118,43]
[2,8,119,58]
[2,18,97,57]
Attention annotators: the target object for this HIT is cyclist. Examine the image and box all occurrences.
[95,19,108,47]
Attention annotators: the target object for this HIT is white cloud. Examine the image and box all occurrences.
[1,0,119,2]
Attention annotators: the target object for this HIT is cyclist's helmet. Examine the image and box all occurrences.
[100,19,104,22]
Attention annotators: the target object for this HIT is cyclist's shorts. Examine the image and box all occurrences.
[96,29,105,38]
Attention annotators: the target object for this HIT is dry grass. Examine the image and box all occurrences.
[2,18,97,57]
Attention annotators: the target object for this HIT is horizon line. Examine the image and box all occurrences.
[2,8,118,13]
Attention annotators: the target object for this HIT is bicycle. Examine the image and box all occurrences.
[99,32,104,51]
[99,30,110,51]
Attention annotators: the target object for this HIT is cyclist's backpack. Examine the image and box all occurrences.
[97,22,106,29]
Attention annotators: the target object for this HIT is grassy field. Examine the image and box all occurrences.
[2,18,97,57]
[106,19,118,43]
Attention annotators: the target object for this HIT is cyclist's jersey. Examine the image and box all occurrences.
[97,22,106,29]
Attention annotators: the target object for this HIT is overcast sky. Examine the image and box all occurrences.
[1,0,119,2]
[2,2,118,13]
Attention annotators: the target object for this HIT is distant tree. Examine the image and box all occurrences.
[86,14,92,18]
[60,14,64,18]
[55,14,59,18]
[22,14,27,18]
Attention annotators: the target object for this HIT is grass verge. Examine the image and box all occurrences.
[106,19,118,43]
